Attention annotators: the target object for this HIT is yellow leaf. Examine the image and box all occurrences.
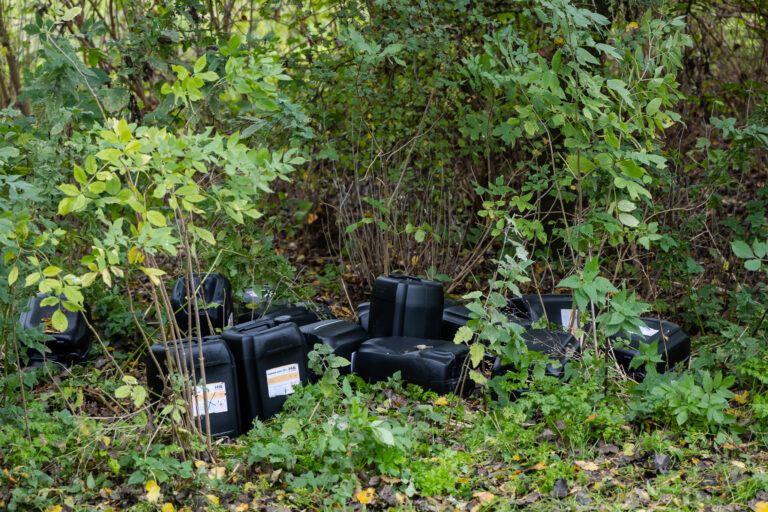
[234,504,249,512]
[512,454,521,461]
[208,466,226,480]
[752,502,768,512]
[626,21,639,32]
[99,436,111,447]
[307,213,318,224]
[206,494,219,505]
[145,480,161,503]
[473,491,495,504]
[533,462,547,471]
[355,488,375,504]
[194,460,207,470]
[161,503,175,512]
[45,506,62,512]
[574,460,599,471]
[734,390,749,404]
[433,396,449,406]
[127,246,144,265]
[584,414,597,422]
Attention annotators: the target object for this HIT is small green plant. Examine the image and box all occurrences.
[632,370,737,443]
[114,375,148,408]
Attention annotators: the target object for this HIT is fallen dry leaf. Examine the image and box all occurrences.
[574,460,599,471]
[145,480,161,503]
[434,396,449,406]
[356,487,375,504]
[473,491,495,504]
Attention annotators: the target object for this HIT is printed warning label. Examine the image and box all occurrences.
[266,363,301,398]
[560,309,579,333]
[192,381,227,417]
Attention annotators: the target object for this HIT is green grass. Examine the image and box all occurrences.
[0,360,767,511]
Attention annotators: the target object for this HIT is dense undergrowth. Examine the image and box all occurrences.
[1,0,768,509]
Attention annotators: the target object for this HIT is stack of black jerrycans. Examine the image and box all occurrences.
[146,272,368,439]
[19,272,691,439]
[354,278,690,395]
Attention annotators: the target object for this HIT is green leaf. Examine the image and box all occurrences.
[551,49,562,73]
[59,184,80,197]
[454,325,474,344]
[192,226,216,246]
[197,71,218,82]
[42,266,62,277]
[25,272,41,287]
[604,128,620,150]
[114,385,131,399]
[73,166,87,185]
[557,275,581,289]
[140,267,166,286]
[469,343,485,367]
[70,194,87,212]
[744,259,762,271]
[95,148,122,162]
[617,200,635,212]
[414,229,426,243]
[618,213,639,227]
[371,425,395,446]
[646,98,662,116]
[52,309,68,332]
[100,87,130,112]
[194,55,207,74]
[618,160,645,179]
[524,120,538,137]
[253,98,279,112]
[132,386,147,408]
[281,417,300,438]
[731,241,755,259]
[61,6,81,22]
[8,265,18,286]
[146,211,166,227]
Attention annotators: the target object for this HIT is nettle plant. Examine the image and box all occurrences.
[17,50,305,447]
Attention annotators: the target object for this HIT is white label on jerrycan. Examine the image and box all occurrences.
[560,309,579,334]
[639,325,659,337]
[192,381,228,417]
[266,363,301,398]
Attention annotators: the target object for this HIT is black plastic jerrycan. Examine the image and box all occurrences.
[492,329,581,379]
[300,319,370,379]
[609,318,690,376]
[353,336,472,395]
[171,273,233,336]
[147,335,241,438]
[221,320,308,431]
[19,293,92,365]
[368,274,445,339]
